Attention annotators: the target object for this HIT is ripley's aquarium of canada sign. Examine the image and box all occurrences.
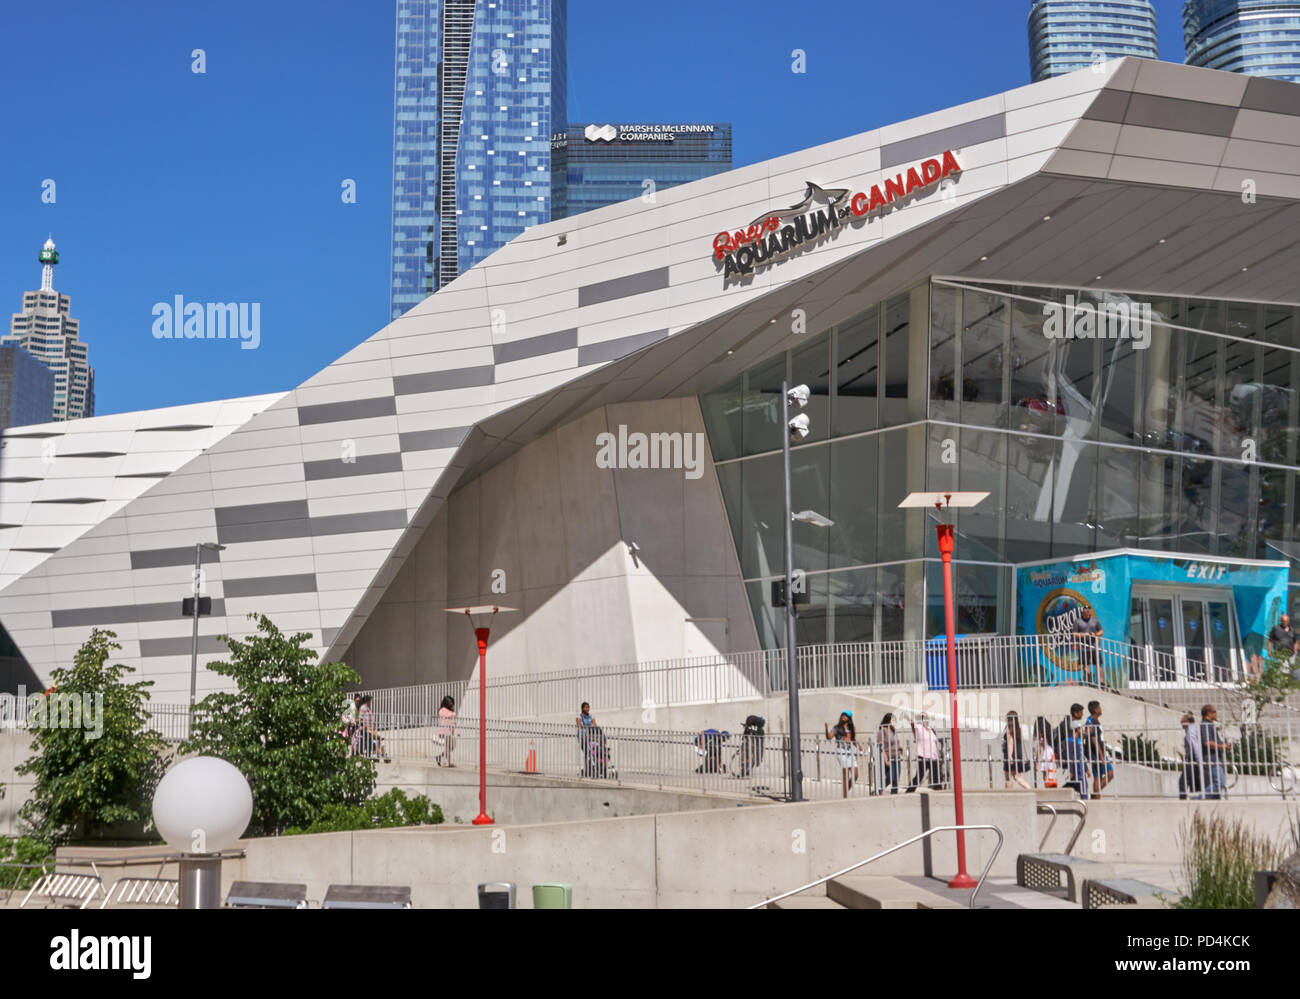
[710,150,961,282]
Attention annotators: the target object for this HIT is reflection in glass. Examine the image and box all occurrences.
[829,435,878,569]
[960,288,1007,429]
[791,333,831,446]
[834,305,879,435]
[741,353,786,457]
[1095,445,1140,549]
[930,285,959,423]
[699,374,743,461]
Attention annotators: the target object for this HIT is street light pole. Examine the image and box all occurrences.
[782,379,802,802]
[189,542,226,728]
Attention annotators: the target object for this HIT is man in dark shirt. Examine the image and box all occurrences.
[1267,614,1296,658]
[1084,700,1112,797]
[1199,704,1228,800]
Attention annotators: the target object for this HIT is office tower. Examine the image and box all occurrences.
[552,122,733,220]
[1,238,93,421]
[1029,0,1159,81]
[1185,0,1300,81]
[389,0,567,320]
[0,345,55,430]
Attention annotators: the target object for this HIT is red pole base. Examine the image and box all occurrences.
[472,813,494,825]
[947,871,977,889]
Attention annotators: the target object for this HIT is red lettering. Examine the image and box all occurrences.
[941,150,961,177]
[905,167,923,194]
[884,175,906,202]
[921,158,941,184]
[713,233,732,260]
[850,191,869,216]
[868,185,886,212]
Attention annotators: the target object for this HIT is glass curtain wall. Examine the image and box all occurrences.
[701,278,1300,649]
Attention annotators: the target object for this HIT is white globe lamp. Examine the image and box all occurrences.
[153,756,253,908]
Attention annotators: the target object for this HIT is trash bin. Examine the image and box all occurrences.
[478,882,516,909]
[532,882,572,909]
[925,634,971,690]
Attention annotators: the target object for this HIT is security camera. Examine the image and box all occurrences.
[787,384,810,408]
[788,413,811,440]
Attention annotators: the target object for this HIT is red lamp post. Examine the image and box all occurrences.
[899,491,987,891]
[446,606,517,827]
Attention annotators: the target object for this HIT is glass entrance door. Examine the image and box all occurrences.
[1128,588,1240,686]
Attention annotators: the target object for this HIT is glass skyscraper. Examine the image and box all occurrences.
[389,0,567,321]
[552,123,733,220]
[1028,1,1159,81]
[701,280,1300,647]
[1185,0,1300,81]
[0,345,55,430]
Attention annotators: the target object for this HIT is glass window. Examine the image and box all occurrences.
[1050,441,1096,557]
[746,579,783,650]
[1219,461,1252,558]
[828,434,878,569]
[1181,453,1217,555]
[1095,444,1141,549]
[959,428,1006,561]
[929,285,959,423]
[791,333,831,446]
[881,293,911,424]
[741,353,786,457]
[956,563,1002,636]
[699,374,743,461]
[1097,333,1142,445]
[828,568,875,644]
[877,563,909,642]
[794,572,829,647]
[959,288,1007,429]
[1255,467,1288,560]
[1004,425,1057,563]
[739,452,782,579]
[1009,295,1060,439]
[791,444,830,575]
[833,305,879,435]
[877,427,924,564]
[1180,332,1221,456]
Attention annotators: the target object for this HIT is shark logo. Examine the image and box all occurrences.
[584,124,618,142]
[710,150,962,283]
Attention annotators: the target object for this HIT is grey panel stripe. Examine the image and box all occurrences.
[1083,88,1131,124]
[493,328,577,365]
[224,573,318,598]
[880,113,1005,169]
[1123,93,1237,137]
[298,396,396,426]
[393,365,494,396]
[578,328,670,366]
[1242,76,1300,116]
[131,546,222,570]
[578,267,670,308]
[321,627,339,647]
[140,635,228,658]
[52,599,227,629]
[399,426,470,453]
[216,508,407,545]
[304,452,403,481]
[215,500,310,527]
[218,518,314,545]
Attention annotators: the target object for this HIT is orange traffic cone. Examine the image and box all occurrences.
[524,741,537,774]
[1044,759,1058,788]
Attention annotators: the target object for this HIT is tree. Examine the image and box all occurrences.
[1240,649,1299,723]
[17,629,167,845]
[182,613,375,836]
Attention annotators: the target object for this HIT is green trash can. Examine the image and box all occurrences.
[532,883,573,909]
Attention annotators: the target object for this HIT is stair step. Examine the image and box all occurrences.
[768,894,850,909]
[829,875,965,910]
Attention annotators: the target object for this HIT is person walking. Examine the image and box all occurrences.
[1267,613,1296,658]
[356,695,390,763]
[435,695,457,767]
[1178,712,1203,800]
[1002,711,1033,789]
[875,713,900,795]
[1084,700,1113,797]
[825,711,860,798]
[1199,704,1229,799]
[341,693,360,756]
[1033,715,1057,787]
[577,702,596,776]
[907,713,941,791]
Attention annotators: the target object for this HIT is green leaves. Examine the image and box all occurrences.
[283,789,443,836]
[16,629,166,846]
[182,613,376,836]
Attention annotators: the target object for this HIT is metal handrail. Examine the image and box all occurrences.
[747,823,1004,910]
[1036,798,1087,854]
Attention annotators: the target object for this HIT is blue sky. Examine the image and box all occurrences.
[0,0,1193,416]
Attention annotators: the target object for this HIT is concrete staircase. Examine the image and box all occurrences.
[768,875,964,909]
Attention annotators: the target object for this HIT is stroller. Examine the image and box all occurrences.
[695,729,728,774]
[731,716,766,778]
[581,725,616,779]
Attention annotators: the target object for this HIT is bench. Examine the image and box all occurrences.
[321,884,412,909]
[224,881,309,909]
[99,877,179,909]
[21,872,106,909]
[1016,853,1113,903]
[1081,878,1168,910]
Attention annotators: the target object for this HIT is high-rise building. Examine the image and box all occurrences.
[1184,0,1300,82]
[552,123,733,220]
[389,0,567,321]
[1,238,93,421]
[0,345,55,430]
[1028,1,1159,81]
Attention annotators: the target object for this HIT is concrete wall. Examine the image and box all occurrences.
[0,730,33,836]
[344,397,760,692]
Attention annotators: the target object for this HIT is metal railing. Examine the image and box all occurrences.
[747,824,1005,910]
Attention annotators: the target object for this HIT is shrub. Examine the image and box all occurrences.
[17,629,167,845]
[1175,812,1283,909]
[0,835,56,891]
[283,789,444,836]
